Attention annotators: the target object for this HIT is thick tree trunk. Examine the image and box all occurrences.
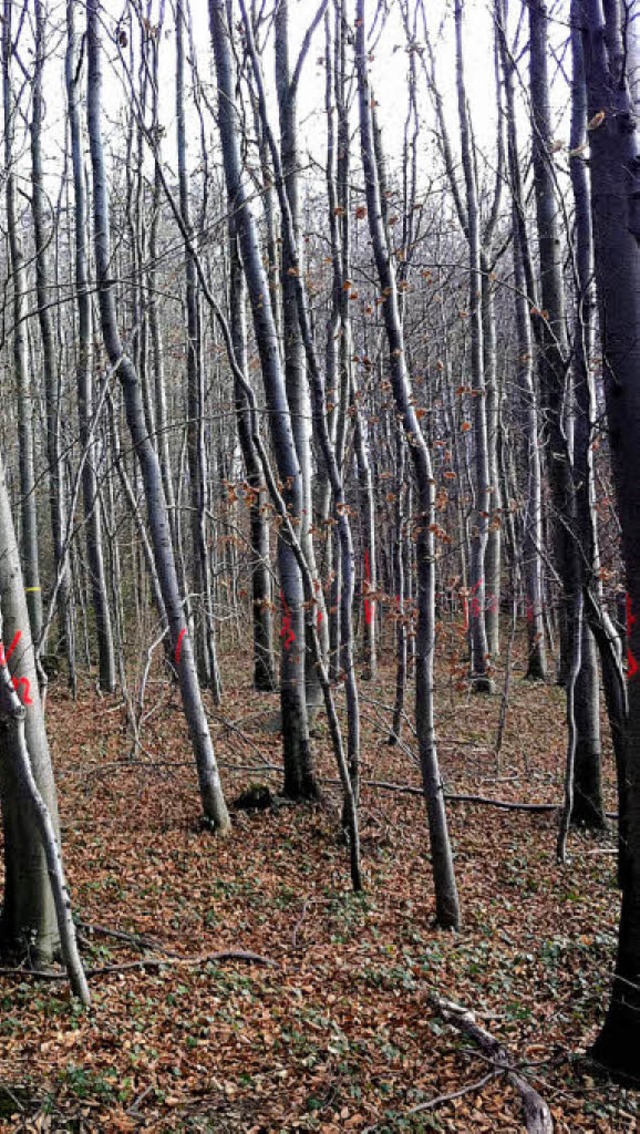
[0,455,60,964]
[529,0,576,686]
[87,0,229,831]
[569,8,606,830]
[582,0,640,1077]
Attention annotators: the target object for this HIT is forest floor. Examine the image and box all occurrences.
[0,626,634,1132]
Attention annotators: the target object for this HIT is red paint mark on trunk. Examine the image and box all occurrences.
[0,629,21,668]
[364,549,373,627]
[470,578,483,620]
[0,631,31,705]
[627,593,638,679]
[280,591,295,651]
[317,609,323,630]
[175,628,187,665]
[526,599,534,625]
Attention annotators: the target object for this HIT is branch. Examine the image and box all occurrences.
[427,992,554,1134]
[0,949,277,981]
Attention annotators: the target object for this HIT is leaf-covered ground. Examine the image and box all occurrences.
[0,631,634,1132]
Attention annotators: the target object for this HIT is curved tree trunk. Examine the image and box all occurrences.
[86,0,229,831]
[357,0,459,929]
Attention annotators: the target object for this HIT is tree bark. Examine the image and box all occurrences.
[357,0,460,929]
[86,0,230,831]
[582,0,640,1077]
[2,0,43,646]
[209,0,317,800]
[66,0,116,693]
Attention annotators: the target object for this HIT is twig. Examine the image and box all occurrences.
[76,921,180,956]
[0,949,277,981]
[127,1084,154,1115]
[351,779,561,812]
[407,1070,498,1113]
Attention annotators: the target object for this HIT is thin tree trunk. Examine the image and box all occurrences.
[0,454,60,965]
[2,0,43,646]
[229,227,276,693]
[66,0,116,693]
[209,0,317,800]
[31,0,75,686]
[86,0,229,831]
[176,0,221,700]
[357,0,459,929]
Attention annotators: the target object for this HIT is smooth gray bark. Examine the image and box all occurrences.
[209,0,317,799]
[0,454,60,964]
[357,0,460,929]
[31,0,75,686]
[2,0,43,645]
[86,0,229,831]
[66,0,116,693]
[176,0,222,700]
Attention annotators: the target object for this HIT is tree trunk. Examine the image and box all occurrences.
[31,0,75,686]
[569,5,606,830]
[86,0,230,831]
[209,0,317,800]
[454,0,493,692]
[274,0,329,714]
[66,0,116,693]
[229,227,276,693]
[582,0,640,1077]
[357,0,459,929]
[529,0,575,686]
[176,0,221,700]
[0,454,60,965]
[2,0,43,646]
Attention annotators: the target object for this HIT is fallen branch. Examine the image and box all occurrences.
[77,921,180,956]
[0,949,277,981]
[355,779,560,812]
[427,991,554,1134]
